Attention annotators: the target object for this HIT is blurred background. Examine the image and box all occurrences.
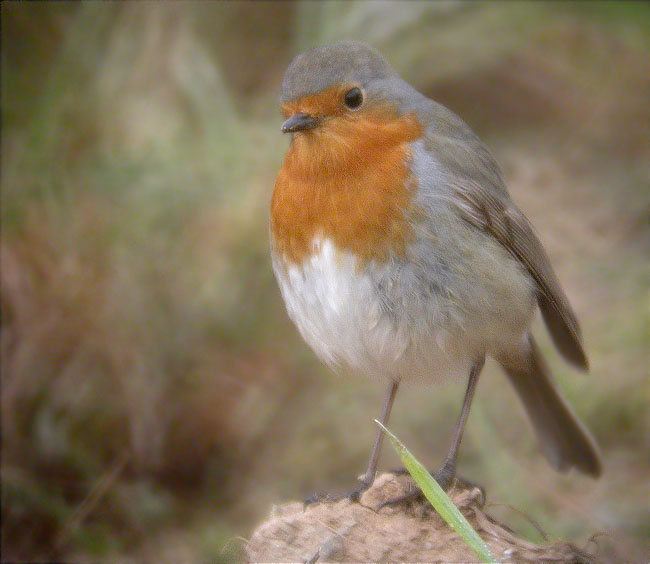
[1,2,648,562]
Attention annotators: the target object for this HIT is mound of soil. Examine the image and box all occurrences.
[245,473,594,563]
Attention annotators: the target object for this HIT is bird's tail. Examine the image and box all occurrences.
[498,335,602,477]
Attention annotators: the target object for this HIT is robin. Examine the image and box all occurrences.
[270,41,601,501]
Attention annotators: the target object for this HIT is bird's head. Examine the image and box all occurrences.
[279,41,422,164]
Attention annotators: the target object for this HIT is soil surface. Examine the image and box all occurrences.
[245,473,595,563]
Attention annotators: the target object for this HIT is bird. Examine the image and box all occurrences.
[270,41,601,501]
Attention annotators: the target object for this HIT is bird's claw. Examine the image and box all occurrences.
[378,460,481,511]
[304,478,372,507]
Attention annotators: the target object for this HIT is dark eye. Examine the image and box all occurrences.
[344,87,363,110]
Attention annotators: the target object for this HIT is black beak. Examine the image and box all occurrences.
[281,113,321,133]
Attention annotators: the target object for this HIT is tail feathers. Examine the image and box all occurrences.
[499,335,602,477]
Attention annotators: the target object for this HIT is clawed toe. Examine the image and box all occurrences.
[378,460,472,511]
[303,491,335,507]
[304,479,372,507]
[391,458,456,490]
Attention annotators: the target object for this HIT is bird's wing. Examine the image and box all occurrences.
[423,121,588,370]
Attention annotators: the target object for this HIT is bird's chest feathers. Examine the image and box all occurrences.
[271,112,423,266]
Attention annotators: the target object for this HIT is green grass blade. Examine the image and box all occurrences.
[375,420,498,564]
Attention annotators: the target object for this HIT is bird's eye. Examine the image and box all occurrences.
[343,87,363,110]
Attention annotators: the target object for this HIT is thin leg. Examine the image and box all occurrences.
[382,357,485,508]
[442,355,485,474]
[305,379,400,505]
[355,379,400,493]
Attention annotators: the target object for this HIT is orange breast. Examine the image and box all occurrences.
[271,105,423,266]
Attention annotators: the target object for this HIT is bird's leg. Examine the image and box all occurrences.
[382,357,485,508]
[435,355,484,488]
[305,379,400,505]
[349,378,400,500]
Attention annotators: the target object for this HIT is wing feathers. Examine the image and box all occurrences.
[454,183,588,369]
[424,127,588,369]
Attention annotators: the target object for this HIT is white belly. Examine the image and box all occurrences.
[272,238,474,382]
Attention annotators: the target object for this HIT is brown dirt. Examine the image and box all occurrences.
[245,473,595,563]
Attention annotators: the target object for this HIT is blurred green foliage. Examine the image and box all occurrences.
[1,2,648,562]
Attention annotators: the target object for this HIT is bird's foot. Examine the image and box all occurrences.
[304,477,373,507]
[378,458,481,510]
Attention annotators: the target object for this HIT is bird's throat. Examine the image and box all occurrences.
[271,112,423,266]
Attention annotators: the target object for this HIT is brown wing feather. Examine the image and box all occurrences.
[424,127,588,370]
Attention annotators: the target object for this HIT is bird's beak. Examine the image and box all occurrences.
[281,112,321,133]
